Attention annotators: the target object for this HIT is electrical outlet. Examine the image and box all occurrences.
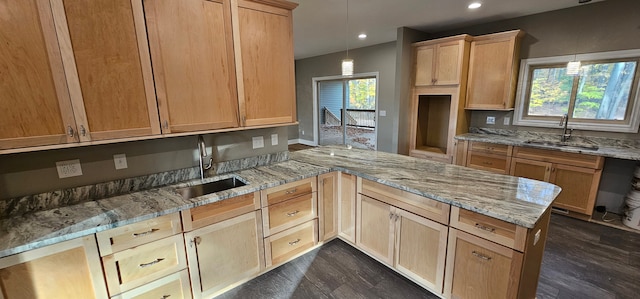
[504,116,511,125]
[301,130,305,136]
[486,116,496,125]
[113,154,128,170]
[56,159,83,178]
[379,110,386,116]
[534,229,541,246]
[271,133,278,146]
[252,136,264,149]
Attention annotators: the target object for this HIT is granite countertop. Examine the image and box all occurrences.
[455,128,640,160]
[0,146,561,258]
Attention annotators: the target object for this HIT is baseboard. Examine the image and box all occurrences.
[288,139,316,146]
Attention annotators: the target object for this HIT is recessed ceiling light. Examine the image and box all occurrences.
[468,2,482,9]
[358,33,367,40]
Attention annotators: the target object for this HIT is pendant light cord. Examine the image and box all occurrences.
[345,0,349,59]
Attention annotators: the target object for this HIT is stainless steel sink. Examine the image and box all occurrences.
[176,177,247,199]
[523,140,599,151]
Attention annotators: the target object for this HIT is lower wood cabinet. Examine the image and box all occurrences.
[510,147,604,216]
[444,228,523,299]
[0,236,108,299]
[184,210,264,299]
[318,172,339,241]
[264,219,318,267]
[356,194,448,294]
[113,269,191,299]
[338,172,357,243]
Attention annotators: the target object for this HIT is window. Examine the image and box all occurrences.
[514,50,640,133]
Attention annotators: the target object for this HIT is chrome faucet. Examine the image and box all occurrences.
[197,135,213,181]
[559,114,573,142]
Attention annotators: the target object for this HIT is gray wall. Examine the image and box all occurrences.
[0,127,288,199]
[292,42,398,153]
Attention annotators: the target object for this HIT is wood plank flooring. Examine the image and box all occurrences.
[217,209,640,299]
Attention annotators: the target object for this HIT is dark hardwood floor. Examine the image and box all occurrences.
[218,214,640,299]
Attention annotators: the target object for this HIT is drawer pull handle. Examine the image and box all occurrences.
[132,228,158,237]
[288,239,301,246]
[161,295,171,299]
[287,210,300,217]
[285,188,298,194]
[475,223,496,233]
[472,251,492,261]
[139,258,164,268]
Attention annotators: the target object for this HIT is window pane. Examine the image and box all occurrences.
[527,67,573,116]
[572,61,637,120]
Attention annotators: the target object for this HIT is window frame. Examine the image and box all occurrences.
[513,49,640,133]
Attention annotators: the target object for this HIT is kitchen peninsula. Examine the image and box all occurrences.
[0,146,560,299]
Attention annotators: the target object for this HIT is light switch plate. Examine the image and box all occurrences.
[486,116,496,125]
[252,136,264,149]
[271,133,278,146]
[113,154,128,170]
[56,159,83,178]
[504,116,511,125]
[379,110,386,116]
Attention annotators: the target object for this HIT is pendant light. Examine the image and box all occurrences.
[341,0,353,76]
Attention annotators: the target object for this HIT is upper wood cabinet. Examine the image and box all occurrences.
[144,0,240,133]
[0,0,78,150]
[1,0,160,151]
[465,30,525,110]
[235,0,298,127]
[413,35,472,86]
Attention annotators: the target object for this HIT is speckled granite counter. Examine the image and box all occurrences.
[455,128,640,160]
[0,146,561,258]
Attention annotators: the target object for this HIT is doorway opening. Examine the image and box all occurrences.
[315,75,377,150]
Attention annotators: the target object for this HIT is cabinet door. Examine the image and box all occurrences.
[54,0,160,141]
[0,236,108,299]
[0,0,78,150]
[434,42,462,85]
[339,173,357,243]
[144,0,239,133]
[550,164,601,215]
[236,0,296,126]
[444,229,523,299]
[466,31,521,110]
[395,209,448,293]
[509,157,551,182]
[184,211,264,299]
[356,195,395,265]
[319,172,339,241]
[414,45,435,86]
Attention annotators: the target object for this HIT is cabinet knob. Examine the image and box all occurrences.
[161,295,171,299]
[163,120,169,129]
[139,258,164,268]
[286,210,300,217]
[285,188,298,195]
[67,125,75,137]
[132,228,158,238]
[79,125,87,137]
[288,238,301,246]
[474,223,496,233]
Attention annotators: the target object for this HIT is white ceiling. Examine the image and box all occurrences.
[292,0,602,59]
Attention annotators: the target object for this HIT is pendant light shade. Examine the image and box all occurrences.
[342,59,353,76]
[566,60,581,75]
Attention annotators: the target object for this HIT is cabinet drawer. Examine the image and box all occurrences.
[97,213,182,256]
[469,141,511,156]
[450,207,527,251]
[261,177,316,207]
[466,151,510,174]
[263,192,317,236]
[513,146,603,169]
[360,178,450,225]
[265,219,318,267]
[103,234,187,295]
[113,269,192,299]
[182,192,260,231]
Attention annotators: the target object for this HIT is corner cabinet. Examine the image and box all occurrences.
[465,30,525,110]
[235,0,298,127]
[409,35,472,163]
[0,236,108,299]
[0,0,160,150]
